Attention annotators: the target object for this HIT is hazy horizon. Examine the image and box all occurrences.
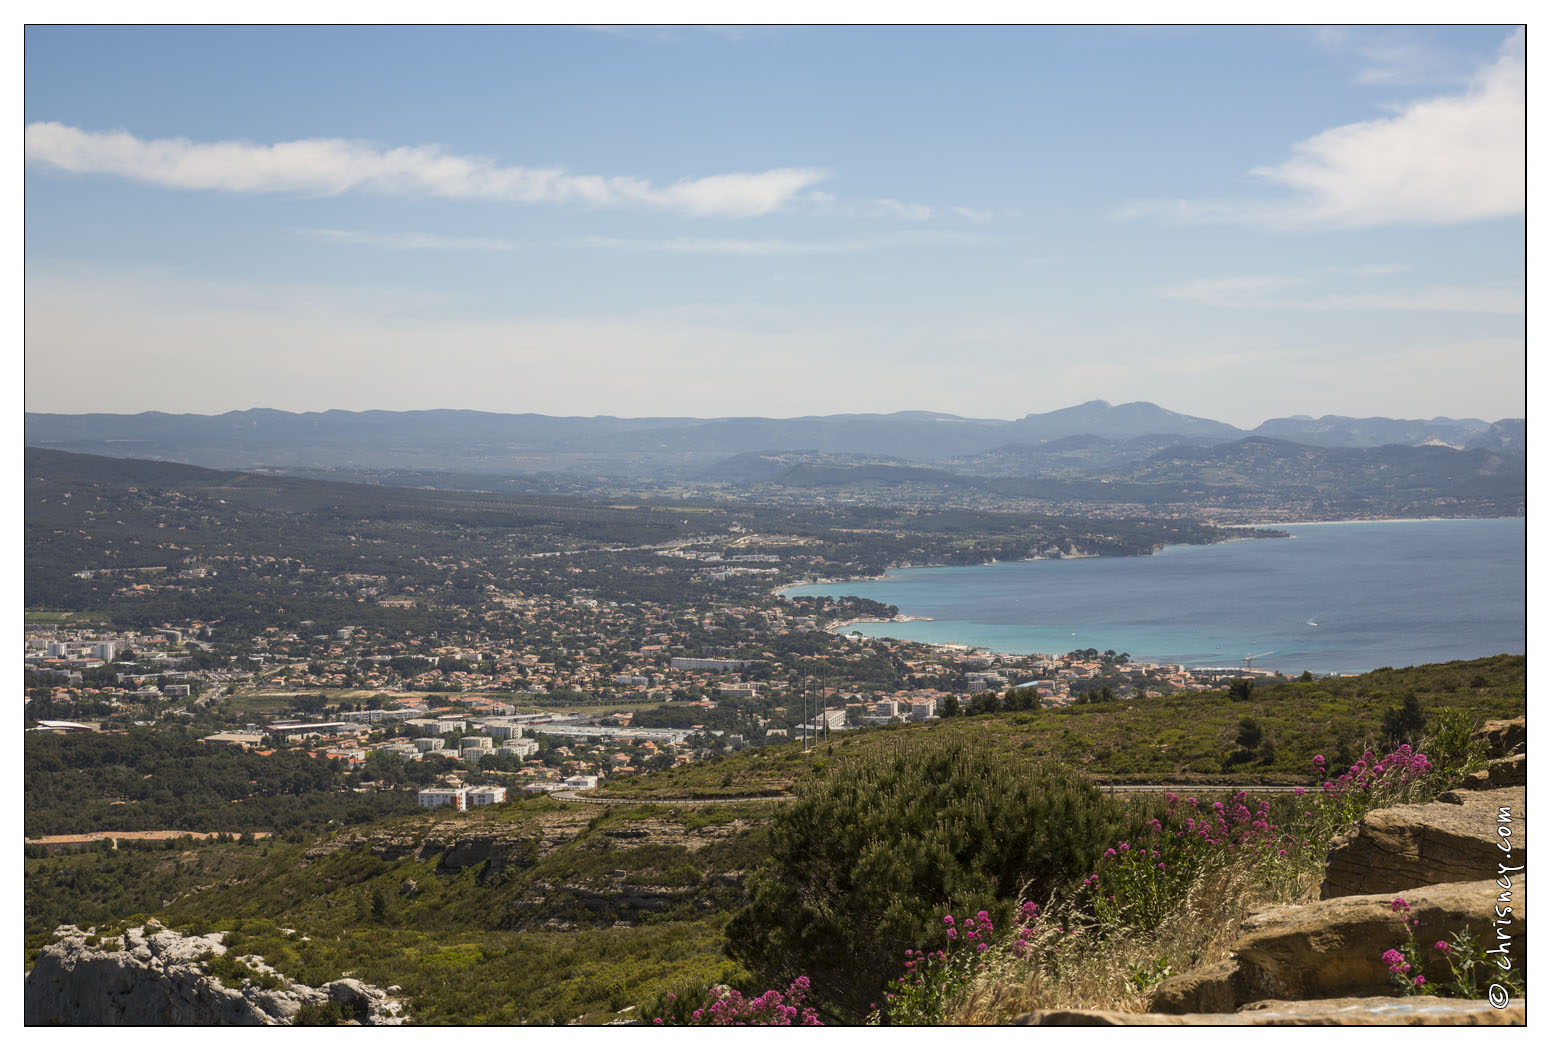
[19,399,1523,429]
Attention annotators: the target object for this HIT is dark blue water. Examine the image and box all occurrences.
[783,519,1525,674]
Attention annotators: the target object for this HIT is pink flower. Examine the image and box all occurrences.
[1434,941,1451,954]
[1390,897,1410,912]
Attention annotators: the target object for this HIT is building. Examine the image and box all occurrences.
[417,787,467,810]
[670,657,754,672]
[465,786,507,807]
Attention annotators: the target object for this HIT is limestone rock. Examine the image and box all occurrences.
[1473,717,1525,759]
[1150,878,1525,1013]
[1457,754,1526,790]
[1321,786,1524,898]
[25,925,408,1025]
[1018,996,1526,1026]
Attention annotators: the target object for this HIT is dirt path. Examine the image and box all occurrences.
[25,829,272,848]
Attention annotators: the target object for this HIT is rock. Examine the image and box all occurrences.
[1151,878,1525,1013]
[1473,717,1525,759]
[25,925,408,1025]
[1018,996,1526,1025]
[1147,957,1242,1014]
[1321,786,1524,898]
[400,880,419,897]
[1457,754,1526,790]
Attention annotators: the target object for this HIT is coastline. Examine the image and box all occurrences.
[1251,516,1526,529]
[772,517,1524,671]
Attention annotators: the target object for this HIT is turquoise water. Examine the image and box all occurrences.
[782,519,1525,674]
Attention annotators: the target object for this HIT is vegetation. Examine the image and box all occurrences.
[24,657,1524,1024]
[725,740,1118,1021]
[597,655,1524,797]
[24,727,420,837]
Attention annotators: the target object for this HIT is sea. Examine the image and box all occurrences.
[781,518,1526,675]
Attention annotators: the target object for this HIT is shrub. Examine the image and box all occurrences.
[724,741,1118,1021]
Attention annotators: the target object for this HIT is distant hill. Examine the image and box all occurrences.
[1006,400,1243,442]
[1250,413,1507,449]
[25,404,1521,486]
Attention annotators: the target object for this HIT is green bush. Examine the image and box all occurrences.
[724,740,1118,1021]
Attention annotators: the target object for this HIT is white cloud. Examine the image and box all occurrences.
[952,206,993,224]
[1315,28,1479,87]
[305,229,520,251]
[868,198,933,220]
[1118,31,1524,229]
[579,230,988,254]
[1160,275,1300,308]
[1160,274,1522,314]
[1307,286,1524,315]
[1324,263,1413,277]
[24,121,828,218]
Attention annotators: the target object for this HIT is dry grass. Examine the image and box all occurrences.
[943,850,1323,1024]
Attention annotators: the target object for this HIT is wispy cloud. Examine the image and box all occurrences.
[1307,287,1524,315]
[1324,263,1413,277]
[305,229,520,252]
[579,230,989,255]
[1117,31,1523,229]
[952,206,994,224]
[868,198,934,220]
[1160,274,1522,314]
[1314,28,1478,87]
[24,122,828,218]
[1160,275,1300,308]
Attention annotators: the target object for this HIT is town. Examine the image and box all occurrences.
[25,601,1282,811]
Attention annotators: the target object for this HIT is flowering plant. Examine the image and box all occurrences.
[874,907,1020,1024]
[652,977,821,1026]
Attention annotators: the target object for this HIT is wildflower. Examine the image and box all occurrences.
[1434,941,1450,954]
[1390,897,1410,912]
[1413,975,1427,988]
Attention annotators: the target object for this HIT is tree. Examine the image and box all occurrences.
[1381,692,1426,745]
[725,741,1118,1021]
[1227,679,1254,701]
[1236,717,1264,751]
[938,694,960,718]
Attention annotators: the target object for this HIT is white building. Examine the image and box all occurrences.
[418,787,467,810]
[465,786,507,807]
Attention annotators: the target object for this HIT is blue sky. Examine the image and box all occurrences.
[23,25,1526,426]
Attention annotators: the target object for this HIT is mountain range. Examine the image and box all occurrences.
[24,401,1523,479]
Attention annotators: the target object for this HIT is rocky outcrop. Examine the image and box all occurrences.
[1017,996,1526,1026]
[1457,754,1526,789]
[1473,717,1525,759]
[1149,878,1523,1013]
[25,924,407,1026]
[1321,786,1525,898]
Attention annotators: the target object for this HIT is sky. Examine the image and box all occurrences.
[22,24,1528,427]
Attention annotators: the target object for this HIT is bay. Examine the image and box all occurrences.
[781,518,1526,674]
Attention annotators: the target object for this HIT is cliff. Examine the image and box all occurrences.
[25,922,407,1025]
